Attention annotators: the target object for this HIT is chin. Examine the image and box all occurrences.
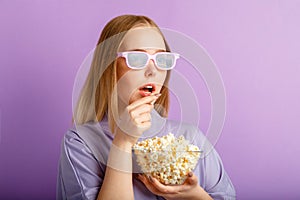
[128,93,141,104]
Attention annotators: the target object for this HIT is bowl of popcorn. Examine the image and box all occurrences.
[132,133,201,185]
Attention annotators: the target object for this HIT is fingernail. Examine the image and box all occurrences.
[188,172,193,177]
[155,93,161,97]
[150,100,156,105]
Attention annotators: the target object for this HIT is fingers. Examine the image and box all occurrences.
[137,174,159,193]
[130,104,153,119]
[137,175,176,195]
[137,173,202,200]
[140,175,179,194]
[127,94,160,111]
[126,94,160,127]
[138,173,199,194]
[149,176,178,194]
[185,172,198,186]
[116,94,161,144]
[137,174,145,182]
[133,112,152,125]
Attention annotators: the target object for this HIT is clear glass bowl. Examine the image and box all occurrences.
[132,149,202,185]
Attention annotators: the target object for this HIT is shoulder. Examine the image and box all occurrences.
[62,123,99,149]
[58,124,108,200]
[62,122,112,163]
[66,122,112,145]
[62,128,87,150]
[60,128,94,162]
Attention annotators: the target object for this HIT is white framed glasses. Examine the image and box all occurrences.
[117,51,180,70]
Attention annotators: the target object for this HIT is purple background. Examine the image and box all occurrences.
[1,1,300,199]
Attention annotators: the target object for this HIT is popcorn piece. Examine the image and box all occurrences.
[133,133,201,185]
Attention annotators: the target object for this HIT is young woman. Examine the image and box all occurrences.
[57,15,236,200]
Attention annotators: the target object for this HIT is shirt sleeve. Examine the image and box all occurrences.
[193,127,236,200]
[57,130,104,200]
[203,147,236,200]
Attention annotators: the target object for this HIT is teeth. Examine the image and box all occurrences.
[140,85,154,93]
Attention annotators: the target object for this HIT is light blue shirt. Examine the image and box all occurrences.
[57,110,236,199]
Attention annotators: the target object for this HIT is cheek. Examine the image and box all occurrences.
[159,71,168,84]
[155,71,167,92]
[117,58,130,80]
[116,59,139,104]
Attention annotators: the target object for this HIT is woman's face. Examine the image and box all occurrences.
[116,27,167,105]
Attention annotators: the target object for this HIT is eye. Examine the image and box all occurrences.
[128,53,148,68]
[156,54,171,68]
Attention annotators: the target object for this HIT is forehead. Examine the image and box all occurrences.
[118,27,166,52]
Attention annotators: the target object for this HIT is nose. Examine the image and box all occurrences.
[144,59,157,77]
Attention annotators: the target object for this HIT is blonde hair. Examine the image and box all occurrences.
[73,15,171,133]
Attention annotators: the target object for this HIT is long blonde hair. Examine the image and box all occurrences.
[73,15,171,133]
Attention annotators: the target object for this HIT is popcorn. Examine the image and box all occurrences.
[133,133,201,184]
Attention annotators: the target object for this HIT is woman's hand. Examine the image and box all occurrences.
[137,172,213,200]
[115,94,159,147]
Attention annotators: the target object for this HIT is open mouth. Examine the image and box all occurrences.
[139,83,156,97]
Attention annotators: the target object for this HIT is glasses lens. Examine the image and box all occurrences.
[127,52,148,69]
[156,53,175,69]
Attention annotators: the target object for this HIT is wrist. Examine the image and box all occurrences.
[113,129,138,150]
[113,136,133,150]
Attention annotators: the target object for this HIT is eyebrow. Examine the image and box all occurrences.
[130,48,166,53]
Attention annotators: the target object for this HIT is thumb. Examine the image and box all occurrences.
[186,172,198,185]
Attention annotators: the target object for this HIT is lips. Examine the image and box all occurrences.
[139,83,156,97]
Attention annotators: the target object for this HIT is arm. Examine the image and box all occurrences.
[97,95,159,200]
[57,131,105,200]
[57,127,138,200]
[202,147,236,200]
[58,95,160,200]
[97,132,135,200]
